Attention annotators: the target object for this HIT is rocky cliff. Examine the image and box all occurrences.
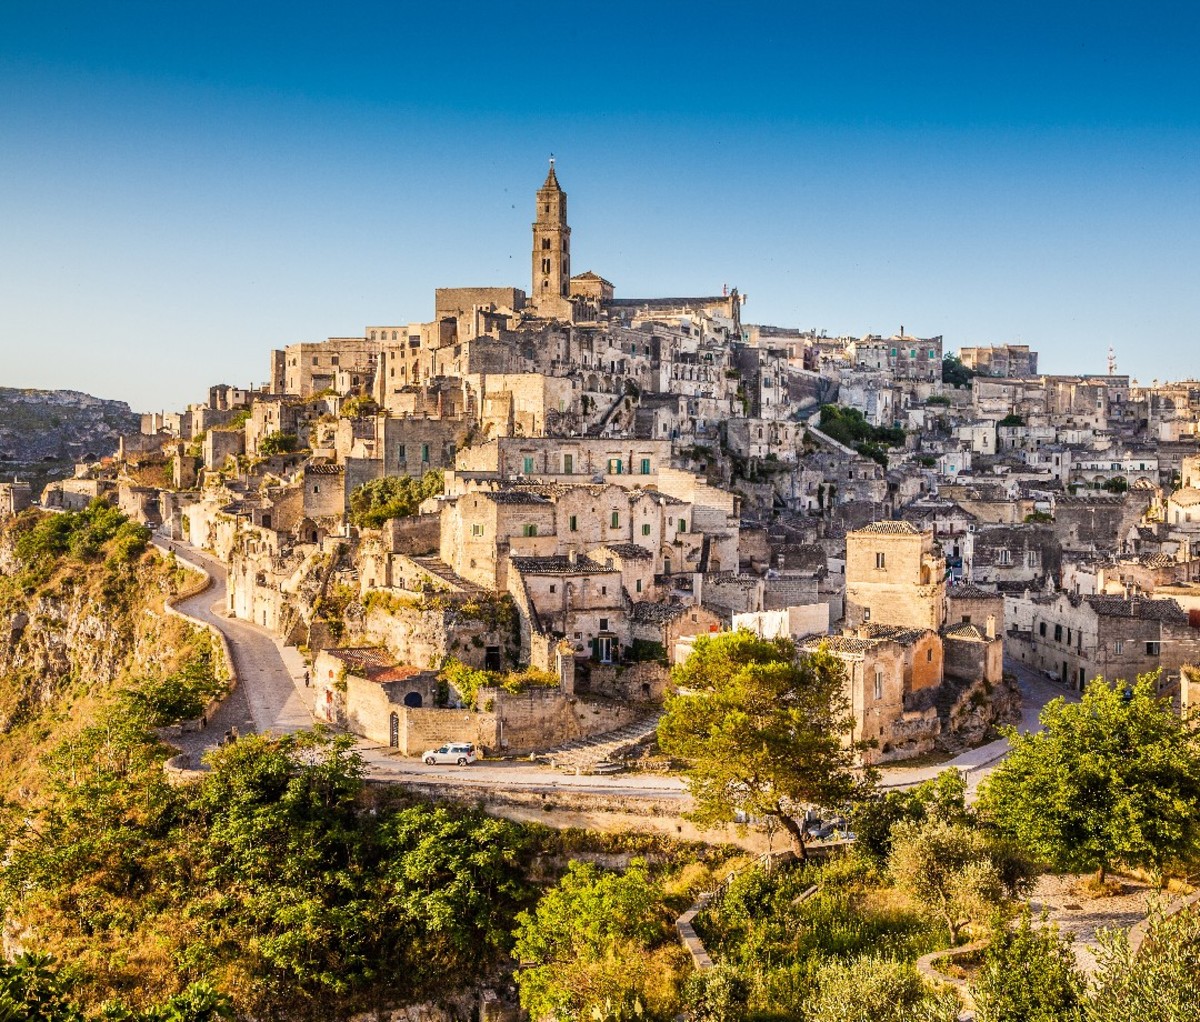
[0,387,140,493]
[0,515,204,795]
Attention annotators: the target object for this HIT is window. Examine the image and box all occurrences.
[542,238,551,250]
[421,444,429,463]
[397,444,406,460]
[1054,624,1063,642]
[611,511,620,528]
[874,668,884,700]
[608,458,623,475]
[470,523,483,537]
[1039,622,1047,637]
[640,458,651,474]
[875,552,886,570]
[1113,639,1124,654]
[927,648,933,662]
[890,348,897,356]
[1146,641,1161,656]
[997,549,1011,565]
[523,456,534,474]
[599,618,609,631]
[563,453,573,474]
[635,579,642,593]
[641,523,651,536]
[569,514,578,531]
[677,518,686,533]
[601,585,607,595]
[549,584,556,593]
[522,524,538,537]
[1067,628,1072,645]
[929,349,936,358]
[1028,550,1039,568]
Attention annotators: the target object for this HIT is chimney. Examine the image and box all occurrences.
[567,549,577,565]
[693,571,704,607]
[986,614,996,640]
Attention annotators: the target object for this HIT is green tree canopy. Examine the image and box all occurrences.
[808,955,960,1022]
[942,353,978,389]
[976,675,1200,881]
[349,470,444,528]
[513,860,684,1022]
[657,633,873,856]
[972,910,1084,1022]
[888,818,1035,942]
[1087,905,1200,1022]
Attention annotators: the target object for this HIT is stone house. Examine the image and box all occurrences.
[1009,591,1200,694]
[313,647,439,746]
[799,629,942,764]
[509,554,628,664]
[0,480,32,518]
[844,521,947,632]
[966,523,1061,587]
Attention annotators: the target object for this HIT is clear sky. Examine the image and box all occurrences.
[2,1,1198,412]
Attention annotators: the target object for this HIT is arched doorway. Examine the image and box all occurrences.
[389,712,400,748]
[403,691,423,708]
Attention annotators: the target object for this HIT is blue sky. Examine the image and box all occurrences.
[2,1,1198,412]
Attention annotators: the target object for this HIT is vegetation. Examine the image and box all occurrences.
[997,413,1024,427]
[818,405,905,467]
[692,854,952,1019]
[339,394,378,418]
[887,817,1035,942]
[973,911,1084,1022]
[805,956,959,1022]
[438,657,558,708]
[942,354,977,389]
[1100,476,1128,493]
[513,860,687,1022]
[12,499,150,585]
[658,632,873,857]
[1025,510,1054,523]
[924,394,951,407]
[348,470,444,528]
[977,674,1200,882]
[258,431,300,456]
[1088,905,1200,1021]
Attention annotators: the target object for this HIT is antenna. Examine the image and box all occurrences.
[1108,345,1117,376]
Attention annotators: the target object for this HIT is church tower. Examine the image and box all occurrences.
[532,159,571,315]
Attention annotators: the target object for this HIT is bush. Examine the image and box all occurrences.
[349,470,444,528]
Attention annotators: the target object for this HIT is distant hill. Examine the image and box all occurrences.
[0,388,140,491]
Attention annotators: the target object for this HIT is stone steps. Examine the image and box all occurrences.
[536,711,664,774]
[408,556,490,597]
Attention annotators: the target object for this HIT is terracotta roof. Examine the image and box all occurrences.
[862,624,932,646]
[947,583,1002,600]
[943,622,990,641]
[853,520,921,535]
[1084,595,1188,622]
[511,555,615,575]
[1169,488,1200,507]
[324,647,426,683]
[800,635,884,655]
[630,601,690,623]
[597,542,654,561]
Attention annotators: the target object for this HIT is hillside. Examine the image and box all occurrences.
[0,387,140,492]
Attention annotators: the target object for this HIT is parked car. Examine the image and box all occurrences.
[423,742,477,766]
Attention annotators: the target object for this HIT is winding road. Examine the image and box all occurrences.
[160,538,1073,801]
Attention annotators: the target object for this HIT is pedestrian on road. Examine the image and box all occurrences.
[303,669,310,687]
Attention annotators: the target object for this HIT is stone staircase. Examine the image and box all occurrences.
[408,556,490,597]
[536,712,664,774]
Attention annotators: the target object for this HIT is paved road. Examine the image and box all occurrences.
[878,655,1080,792]
[157,539,687,798]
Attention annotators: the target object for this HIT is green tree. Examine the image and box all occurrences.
[513,860,684,1022]
[888,818,1034,942]
[259,431,300,456]
[808,956,960,1022]
[0,953,84,1022]
[942,353,977,389]
[850,769,969,863]
[1087,905,1200,1022]
[973,911,1084,1022]
[657,633,872,857]
[349,470,444,528]
[976,675,1200,882]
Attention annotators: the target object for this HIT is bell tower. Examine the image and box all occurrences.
[532,158,570,315]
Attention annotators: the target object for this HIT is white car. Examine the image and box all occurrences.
[423,742,477,766]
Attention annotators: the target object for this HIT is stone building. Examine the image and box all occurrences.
[1009,591,1200,694]
[800,628,942,764]
[844,521,947,631]
[958,344,1038,378]
[0,480,32,518]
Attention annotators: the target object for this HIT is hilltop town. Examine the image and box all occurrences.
[5,161,1199,773]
